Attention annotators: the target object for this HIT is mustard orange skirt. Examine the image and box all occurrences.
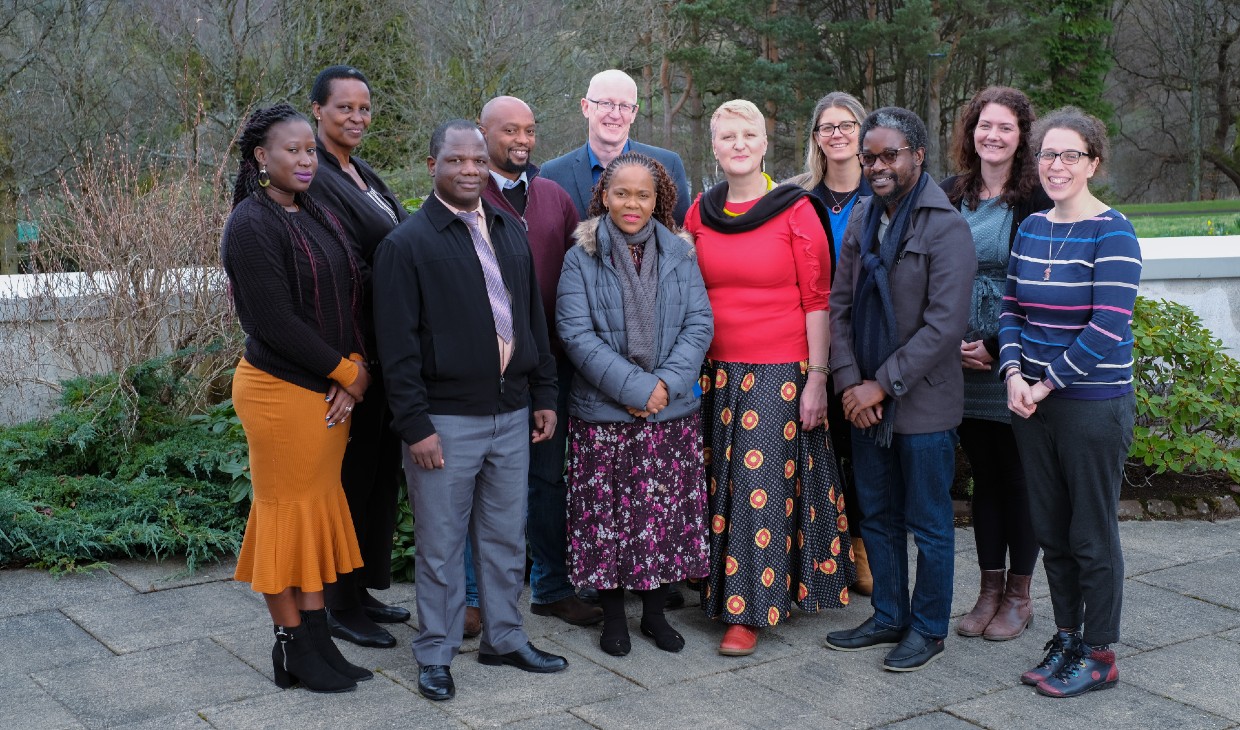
[232,358,363,594]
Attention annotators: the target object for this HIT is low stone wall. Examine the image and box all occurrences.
[0,237,1236,426]
[1139,236,1240,354]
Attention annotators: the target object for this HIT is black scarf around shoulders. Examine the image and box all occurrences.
[698,180,813,233]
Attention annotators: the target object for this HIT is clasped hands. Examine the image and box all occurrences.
[325,359,371,428]
[626,380,670,419]
[841,380,885,429]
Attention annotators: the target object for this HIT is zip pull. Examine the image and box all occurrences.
[499,375,505,395]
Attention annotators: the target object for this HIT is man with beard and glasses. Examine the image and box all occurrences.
[824,107,976,673]
[462,96,603,633]
[542,69,691,226]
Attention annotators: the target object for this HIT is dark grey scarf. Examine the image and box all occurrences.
[604,215,659,372]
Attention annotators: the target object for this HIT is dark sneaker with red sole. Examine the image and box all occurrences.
[1021,629,1081,686]
[1036,645,1119,698]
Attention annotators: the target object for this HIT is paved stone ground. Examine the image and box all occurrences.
[2,519,1238,729]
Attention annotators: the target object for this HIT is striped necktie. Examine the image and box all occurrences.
[456,210,514,343]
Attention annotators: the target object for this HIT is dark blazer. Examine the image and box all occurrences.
[373,195,557,444]
[828,180,977,435]
[541,140,691,226]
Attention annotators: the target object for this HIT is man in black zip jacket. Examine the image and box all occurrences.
[374,119,565,702]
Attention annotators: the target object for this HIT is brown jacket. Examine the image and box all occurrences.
[829,181,977,435]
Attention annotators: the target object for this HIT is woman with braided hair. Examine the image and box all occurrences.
[222,103,372,693]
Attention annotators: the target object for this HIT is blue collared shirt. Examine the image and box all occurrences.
[489,169,528,190]
[587,140,632,185]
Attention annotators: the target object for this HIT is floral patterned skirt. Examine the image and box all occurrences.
[699,359,855,626]
[566,413,709,591]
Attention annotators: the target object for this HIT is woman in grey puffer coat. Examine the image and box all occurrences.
[556,153,712,659]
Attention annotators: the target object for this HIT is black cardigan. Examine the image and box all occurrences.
[939,174,1053,358]
[221,197,361,392]
[372,195,557,444]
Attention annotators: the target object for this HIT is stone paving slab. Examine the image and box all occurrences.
[1134,552,1240,611]
[504,711,597,729]
[107,557,238,593]
[879,712,985,729]
[112,711,213,729]
[200,674,462,730]
[0,674,85,729]
[0,610,112,677]
[387,645,642,728]
[1119,520,1240,577]
[571,671,825,728]
[1122,637,1240,722]
[1118,580,1240,651]
[31,638,274,729]
[733,638,1012,728]
[0,568,135,618]
[945,681,1234,730]
[61,580,266,654]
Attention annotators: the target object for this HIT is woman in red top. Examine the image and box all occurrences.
[687,99,854,657]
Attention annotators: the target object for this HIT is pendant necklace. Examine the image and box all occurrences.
[824,186,857,214]
[1044,218,1078,281]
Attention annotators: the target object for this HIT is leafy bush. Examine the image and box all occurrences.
[0,346,248,573]
[1130,296,1240,483]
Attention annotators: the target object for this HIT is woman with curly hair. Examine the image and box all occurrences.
[941,86,1051,641]
[222,103,372,693]
[556,152,712,657]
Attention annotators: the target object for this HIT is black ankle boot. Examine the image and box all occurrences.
[598,588,630,656]
[272,623,356,692]
[300,609,373,682]
[637,585,684,653]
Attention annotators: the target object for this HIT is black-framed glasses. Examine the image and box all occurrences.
[586,98,639,116]
[1036,149,1090,165]
[857,146,912,167]
[814,121,858,137]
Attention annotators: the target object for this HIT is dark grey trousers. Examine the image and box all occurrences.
[404,409,531,666]
[1011,392,1135,646]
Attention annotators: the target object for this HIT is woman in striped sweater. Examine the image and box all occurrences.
[999,107,1141,698]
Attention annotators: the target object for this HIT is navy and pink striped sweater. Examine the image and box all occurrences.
[998,209,1142,400]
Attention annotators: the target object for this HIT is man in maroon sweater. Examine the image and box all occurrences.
[472,95,602,628]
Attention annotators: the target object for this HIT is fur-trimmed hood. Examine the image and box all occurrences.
[571,216,696,259]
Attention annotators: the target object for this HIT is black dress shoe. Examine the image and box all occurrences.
[883,630,945,672]
[825,617,904,652]
[363,603,412,624]
[417,664,454,701]
[326,610,397,648]
[530,595,604,626]
[478,642,569,673]
[577,586,599,604]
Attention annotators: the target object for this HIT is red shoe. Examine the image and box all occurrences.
[719,624,759,656]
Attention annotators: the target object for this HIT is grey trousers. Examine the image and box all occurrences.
[1011,392,1135,646]
[404,409,531,666]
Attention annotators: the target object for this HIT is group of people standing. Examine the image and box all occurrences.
[220,64,1140,704]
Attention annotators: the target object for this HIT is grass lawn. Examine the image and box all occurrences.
[1129,213,1240,238]
[1119,199,1240,215]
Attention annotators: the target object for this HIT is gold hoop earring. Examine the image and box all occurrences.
[258,167,271,188]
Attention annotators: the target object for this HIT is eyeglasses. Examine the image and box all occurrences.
[814,121,858,137]
[586,98,639,116]
[1036,149,1090,165]
[857,146,912,167]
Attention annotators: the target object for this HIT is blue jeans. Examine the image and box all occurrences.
[851,427,957,640]
[464,360,575,606]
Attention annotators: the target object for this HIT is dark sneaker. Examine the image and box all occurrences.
[826,617,904,652]
[882,630,945,672]
[1036,644,1119,698]
[1021,629,1082,686]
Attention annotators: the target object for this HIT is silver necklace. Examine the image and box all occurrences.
[824,186,857,214]
[1044,218,1078,281]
